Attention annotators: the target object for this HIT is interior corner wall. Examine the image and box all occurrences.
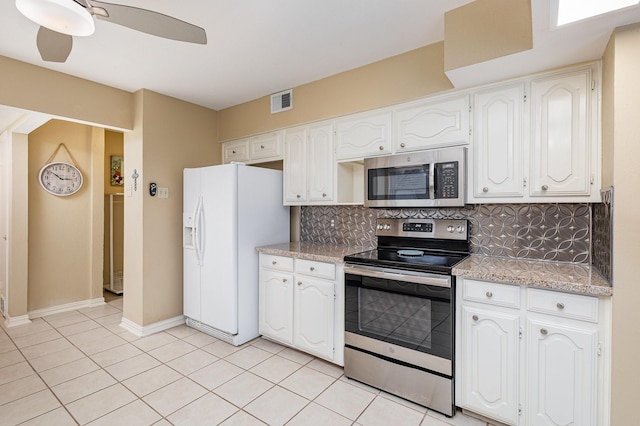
[27,120,104,311]
[123,89,218,327]
[7,132,28,319]
[217,42,453,141]
[606,23,640,424]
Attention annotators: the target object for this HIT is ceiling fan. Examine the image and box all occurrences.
[15,0,207,63]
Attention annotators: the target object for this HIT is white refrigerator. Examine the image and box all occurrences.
[183,163,290,345]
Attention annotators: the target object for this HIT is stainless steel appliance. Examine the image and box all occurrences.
[364,146,466,208]
[343,218,469,417]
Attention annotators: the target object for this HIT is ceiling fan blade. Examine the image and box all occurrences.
[36,26,73,62]
[89,1,207,45]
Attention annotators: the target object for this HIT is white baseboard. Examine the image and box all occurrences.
[120,315,185,337]
[28,297,106,319]
[5,314,31,328]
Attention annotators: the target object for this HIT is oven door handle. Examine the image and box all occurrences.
[344,264,451,288]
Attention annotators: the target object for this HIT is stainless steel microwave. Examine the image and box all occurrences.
[364,147,466,208]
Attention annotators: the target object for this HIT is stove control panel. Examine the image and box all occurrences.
[375,218,467,240]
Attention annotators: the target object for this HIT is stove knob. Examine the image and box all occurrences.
[457,225,464,233]
[447,225,454,233]
[384,224,391,230]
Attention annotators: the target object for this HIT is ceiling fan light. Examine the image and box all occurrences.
[16,0,95,36]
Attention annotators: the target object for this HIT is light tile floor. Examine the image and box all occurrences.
[0,298,496,426]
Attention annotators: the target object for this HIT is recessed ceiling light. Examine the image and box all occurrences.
[555,0,640,26]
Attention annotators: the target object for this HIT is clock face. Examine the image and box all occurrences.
[39,162,83,196]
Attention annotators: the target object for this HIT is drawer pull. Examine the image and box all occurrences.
[232,150,236,154]
[542,185,549,191]
[260,145,265,149]
[485,291,493,298]
[483,187,489,193]
[556,302,565,310]
[296,194,301,199]
[540,328,548,336]
[297,281,302,286]
[400,143,406,148]
[282,278,287,283]
[272,261,277,265]
[322,193,326,198]
[379,145,384,151]
[310,267,315,271]
[472,315,478,321]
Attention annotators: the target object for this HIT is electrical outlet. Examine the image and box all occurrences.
[157,187,169,198]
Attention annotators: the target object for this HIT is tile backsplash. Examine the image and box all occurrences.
[300,203,593,264]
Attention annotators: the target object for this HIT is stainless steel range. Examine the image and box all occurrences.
[343,217,469,417]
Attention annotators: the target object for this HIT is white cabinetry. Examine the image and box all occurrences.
[456,279,610,426]
[335,111,393,159]
[222,131,284,164]
[283,123,334,205]
[258,253,344,365]
[530,68,595,198]
[395,94,470,152]
[470,83,526,201]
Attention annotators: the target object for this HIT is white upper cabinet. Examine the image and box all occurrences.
[222,131,283,164]
[283,122,334,205]
[335,111,393,160]
[530,68,594,198]
[470,83,526,202]
[395,93,470,152]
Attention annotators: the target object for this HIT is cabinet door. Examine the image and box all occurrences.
[293,277,335,360]
[530,69,592,197]
[307,123,334,203]
[283,127,307,204]
[250,131,283,161]
[259,269,294,345]
[461,306,520,425]
[526,318,597,426]
[395,94,470,151]
[471,84,525,201]
[222,139,249,164]
[335,111,392,159]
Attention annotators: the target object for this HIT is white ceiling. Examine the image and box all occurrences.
[0,0,640,126]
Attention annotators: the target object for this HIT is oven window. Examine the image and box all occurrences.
[368,165,430,200]
[345,273,452,359]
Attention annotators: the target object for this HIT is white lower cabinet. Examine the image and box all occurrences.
[456,278,610,426]
[259,253,344,365]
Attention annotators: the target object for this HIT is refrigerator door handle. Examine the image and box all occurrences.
[194,196,203,266]
[197,197,205,264]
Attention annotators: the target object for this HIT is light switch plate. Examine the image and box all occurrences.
[157,187,169,198]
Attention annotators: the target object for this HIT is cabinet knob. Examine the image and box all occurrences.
[540,328,548,336]
[542,185,549,191]
[556,302,565,310]
[272,261,277,265]
[260,145,265,149]
[322,193,327,198]
[310,266,315,271]
[400,143,405,148]
[485,291,493,298]
[232,150,236,154]
[472,315,478,321]
[482,187,489,193]
[379,145,384,151]
[282,278,287,283]
[296,194,301,199]
[297,281,302,286]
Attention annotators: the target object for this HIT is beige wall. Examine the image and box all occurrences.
[27,120,104,311]
[218,43,453,141]
[123,90,218,326]
[0,56,133,131]
[604,23,640,424]
[444,0,532,71]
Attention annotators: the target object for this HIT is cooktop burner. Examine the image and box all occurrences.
[344,248,467,274]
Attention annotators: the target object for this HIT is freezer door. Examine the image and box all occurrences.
[199,164,239,335]
[183,168,202,322]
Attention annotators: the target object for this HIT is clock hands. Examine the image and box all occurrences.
[52,172,73,181]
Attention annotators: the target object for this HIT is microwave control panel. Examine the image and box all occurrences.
[435,161,458,199]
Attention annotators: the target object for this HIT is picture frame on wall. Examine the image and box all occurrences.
[111,155,124,186]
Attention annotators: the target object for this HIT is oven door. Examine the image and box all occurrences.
[344,264,454,376]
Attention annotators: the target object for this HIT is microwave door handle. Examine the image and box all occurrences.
[428,163,435,200]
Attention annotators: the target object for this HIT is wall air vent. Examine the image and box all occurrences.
[271,89,293,114]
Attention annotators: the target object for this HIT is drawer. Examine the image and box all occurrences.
[462,279,520,309]
[250,134,282,160]
[527,288,598,322]
[295,259,335,280]
[223,140,249,163]
[260,254,294,272]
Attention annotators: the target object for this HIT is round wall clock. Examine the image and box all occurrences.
[39,161,83,196]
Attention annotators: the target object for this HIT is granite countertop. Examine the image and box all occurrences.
[453,255,612,297]
[256,242,372,264]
